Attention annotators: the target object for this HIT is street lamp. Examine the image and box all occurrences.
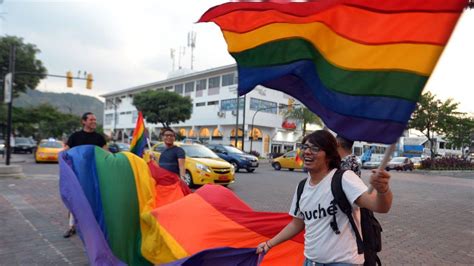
[106,97,121,142]
[249,103,301,152]
[249,105,279,152]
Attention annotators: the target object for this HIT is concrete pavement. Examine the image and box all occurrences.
[0,164,473,265]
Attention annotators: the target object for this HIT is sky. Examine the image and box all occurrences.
[1,1,473,114]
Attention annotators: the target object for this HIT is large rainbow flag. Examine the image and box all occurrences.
[199,0,468,144]
[129,111,147,157]
[59,146,304,265]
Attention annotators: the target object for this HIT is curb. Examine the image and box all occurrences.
[0,165,26,178]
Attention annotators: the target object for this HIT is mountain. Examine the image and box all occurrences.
[13,89,104,125]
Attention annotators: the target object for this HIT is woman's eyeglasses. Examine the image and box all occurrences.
[301,144,320,153]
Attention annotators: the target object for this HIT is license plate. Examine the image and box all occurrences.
[218,175,228,180]
[48,156,56,160]
[251,162,258,166]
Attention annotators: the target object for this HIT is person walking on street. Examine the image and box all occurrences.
[337,136,361,177]
[256,130,392,265]
[63,112,107,238]
[158,128,186,181]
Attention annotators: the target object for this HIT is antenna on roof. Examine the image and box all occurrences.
[187,31,197,70]
[170,48,176,71]
[177,46,185,70]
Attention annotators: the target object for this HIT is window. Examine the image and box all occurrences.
[196,79,207,97]
[222,73,236,86]
[221,98,244,111]
[209,76,220,95]
[174,84,183,94]
[196,102,206,107]
[105,114,113,125]
[209,76,220,88]
[185,81,195,95]
[156,87,164,91]
[207,101,219,106]
[165,86,173,91]
[250,98,277,114]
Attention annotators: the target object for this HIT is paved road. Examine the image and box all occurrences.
[0,154,473,265]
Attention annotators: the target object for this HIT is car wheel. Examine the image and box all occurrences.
[183,170,195,188]
[289,168,294,171]
[246,168,255,173]
[231,161,239,172]
[272,162,281,170]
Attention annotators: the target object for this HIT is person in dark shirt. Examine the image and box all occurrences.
[63,112,107,238]
[66,112,106,149]
[337,135,361,177]
[158,128,186,179]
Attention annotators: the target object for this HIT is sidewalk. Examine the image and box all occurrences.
[0,153,27,164]
[0,175,88,265]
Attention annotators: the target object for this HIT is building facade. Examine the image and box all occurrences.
[101,64,303,157]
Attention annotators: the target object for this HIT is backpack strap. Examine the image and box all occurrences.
[294,178,307,216]
[331,169,364,254]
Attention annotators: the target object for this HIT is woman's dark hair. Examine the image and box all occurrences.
[302,130,341,169]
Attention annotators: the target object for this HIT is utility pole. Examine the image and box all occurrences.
[5,45,15,165]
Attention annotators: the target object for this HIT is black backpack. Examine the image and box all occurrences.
[294,169,382,266]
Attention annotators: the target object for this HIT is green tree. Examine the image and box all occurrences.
[29,104,81,140]
[443,115,474,159]
[133,90,193,128]
[284,106,323,137]
[408,92,460,158]
[0,36,47,97]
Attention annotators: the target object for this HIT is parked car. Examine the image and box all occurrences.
[386,157,414,171]
[272,150,304,171]
[206,144,259,173]
[13,137,36,154]
[144,142,235,187]
[362,159,382,169]
[35,139,65,163]
[108,142,130,153]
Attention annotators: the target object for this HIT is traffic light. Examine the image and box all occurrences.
[86,74,93,89]
[288,98,295,111]
[66,71,73,88]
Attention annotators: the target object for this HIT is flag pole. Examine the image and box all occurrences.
[367,143,396,194]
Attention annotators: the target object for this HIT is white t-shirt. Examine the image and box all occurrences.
[289,169,368,264]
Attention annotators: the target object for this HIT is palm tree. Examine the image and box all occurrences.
[284,106,323,137]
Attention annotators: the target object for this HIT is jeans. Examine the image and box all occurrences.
[303,258,357,266]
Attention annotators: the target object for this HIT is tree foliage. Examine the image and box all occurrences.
[443,115,474,158]
[0,104,81,140]
[0,36,47,97]
[284,106,323,137]
[408,91,462,158]
[133,90,193,128]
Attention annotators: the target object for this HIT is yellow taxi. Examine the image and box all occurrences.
[144,142,235,187]
[35,139,65,163]
[272,150,304,171]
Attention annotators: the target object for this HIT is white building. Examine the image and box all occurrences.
[101,64,305,157]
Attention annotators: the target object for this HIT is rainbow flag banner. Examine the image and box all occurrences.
[129,111,147,156]
[59,146,303,265]
[199,0,468,144]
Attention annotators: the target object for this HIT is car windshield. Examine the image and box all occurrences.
[16,138,29,144]
[391,157,406,163]
[224,146,244,154]
[181,144,219,158]
[39,141,63,148]
[117,143,130,150]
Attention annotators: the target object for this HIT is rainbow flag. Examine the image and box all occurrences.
[199,0,468,144]
[59,146,303,265]
[130,111,147,156]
